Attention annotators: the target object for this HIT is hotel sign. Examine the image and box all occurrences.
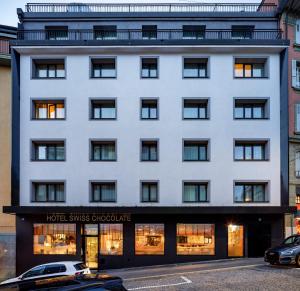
[46,213,131,223]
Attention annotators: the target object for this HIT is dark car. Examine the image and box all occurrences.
[0,273,127,291]
[264,234,300,267]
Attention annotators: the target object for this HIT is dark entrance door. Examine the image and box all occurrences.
[248,223,271,257]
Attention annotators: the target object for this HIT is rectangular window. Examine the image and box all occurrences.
[141,140,158,161]
[234,141,267,161]
[142,25,157,39]
[32,100,65,119]
[182,25,205,39]
[45,26,68,40]
[292,60,300,89]
[234,58,267,78]
[228,224,244,257]
[141,99,158,119]
[296,20,300,44]
[296,194,300,204]
[33,224,76,255]
[135,224,164,255]
[32,59,65,79]
[295,152,300,177]
[231,25,254,39]
[296,104,300,133]
[141,58,158,78]
[234,183,268,203]
[32,141,65,161]
[99,224,123,255]
[91,100,116,119]
[177,224,215,255]
[91,182,116,202]
[91,141,116,161]
[32,182,65,202]
[91,58,116,78]
[183,99,208,119]
[94,25,117,40]
[183,182,208,202]
[183,58,208,78]
[141,182,158,202]
[234,99,268,119]
[183,140,208,161]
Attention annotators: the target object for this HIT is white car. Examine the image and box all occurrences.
[0,261,90,285]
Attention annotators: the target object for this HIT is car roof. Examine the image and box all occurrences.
[28,261,83,268]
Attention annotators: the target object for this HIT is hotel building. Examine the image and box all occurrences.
[4,2,294,274]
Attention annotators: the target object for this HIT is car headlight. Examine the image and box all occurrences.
[281,249,295,256]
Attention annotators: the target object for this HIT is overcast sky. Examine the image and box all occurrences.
[1,0,261,27]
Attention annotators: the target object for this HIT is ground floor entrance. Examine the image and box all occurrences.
[13,210,285,275]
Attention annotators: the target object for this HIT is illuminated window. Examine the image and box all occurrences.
[177,224,215,255]
[100,224,123,255]
[228,224,244,257]
[234,58,267,78]
[296,194,300,204]
[135,224,164,255]
[33,224,76,255]
[33,100,65,119]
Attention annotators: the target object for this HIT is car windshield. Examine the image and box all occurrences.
[282,236,299,245]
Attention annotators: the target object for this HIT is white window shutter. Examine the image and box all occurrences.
[296,104,300,132]
[292,59,297,88]
[296,20,300,44]
[295,152,300,173]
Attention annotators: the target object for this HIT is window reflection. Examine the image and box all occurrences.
[177,224,215,255]
[135,224,164,255]
[100,224,123,255]
[33,224,76,255]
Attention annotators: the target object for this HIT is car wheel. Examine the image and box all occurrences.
[296,256,300,268]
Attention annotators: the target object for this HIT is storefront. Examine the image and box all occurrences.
[4,207,288,275]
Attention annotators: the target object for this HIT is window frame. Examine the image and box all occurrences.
[31,139,66,161]
[233,57,268,79]
[93,25,117,40]
[233,139,269,161]
[140,57,159,79]
[140,180,159,203]
[233,181,269,203]
[182,25,206,40]
[140,139,159,162]
[31,181,65,203]
[182,181,210,203]
[183,139,210,161]
[90,57,117,79]
[182,98,210,120]
[233,98,269,120]
[140,98,159,120]
[90,181,117,203]
[89,98,117,120]
[183,57,209,79]
[90,140,117,161]
[31,99,66,120]
[141,25,157,40]
[31,58,66,80]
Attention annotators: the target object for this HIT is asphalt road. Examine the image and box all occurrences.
[108,258,300,291]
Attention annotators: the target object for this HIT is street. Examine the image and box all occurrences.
[108,258,300,291]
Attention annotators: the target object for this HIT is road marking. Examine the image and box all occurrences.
[127,275,192,290]
[123,263,264,282]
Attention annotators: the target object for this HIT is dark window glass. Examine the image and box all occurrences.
[34,61,65,79]
[91,141,116,161]
[141,141,158,161]
[91,183,116,202]
[234,102,266,119]
[91,58,116,78]
[141,99,158,119]
[183,183,208,202]
[234,183,268,202]
[33,142,65,161]
[183,99,208,119]
[33,101,65,119]
[183,25,205,39]
[234,142,266,161]
[45,26,68,40]
[183,58,208,78]
[33,183,65,202]
[142,25,157,39]
[94,25,117,40]
[91,100,116,119]
[141,182,158,202]
[231,25,254,39]
[44,264,67,274]
[184,141,208,161]
[141,58,158,78]
[23,266,45,278]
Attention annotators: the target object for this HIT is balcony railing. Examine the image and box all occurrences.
[25,3,277,13]
[0,40,10,55]
[16,29,283,42]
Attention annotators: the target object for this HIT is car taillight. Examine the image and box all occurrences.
[75,271,83,276]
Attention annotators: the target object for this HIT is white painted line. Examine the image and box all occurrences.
[124,263,264,282]
[127,275,192,290]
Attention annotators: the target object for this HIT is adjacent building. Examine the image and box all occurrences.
[0,24,17,281]
[4,2,294,274]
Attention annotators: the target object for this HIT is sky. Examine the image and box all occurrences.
[0,0,261,27]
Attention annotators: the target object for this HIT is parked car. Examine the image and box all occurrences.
[0,261,90,285]
[0,273,126,290]
[264,234,300,267]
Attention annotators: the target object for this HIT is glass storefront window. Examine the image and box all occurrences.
[33,224,76,255]
[84,224,98,236]
[135,224,164,255]
[176,224,215,255]
[100,224,123,255]
[228,224,244,257]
